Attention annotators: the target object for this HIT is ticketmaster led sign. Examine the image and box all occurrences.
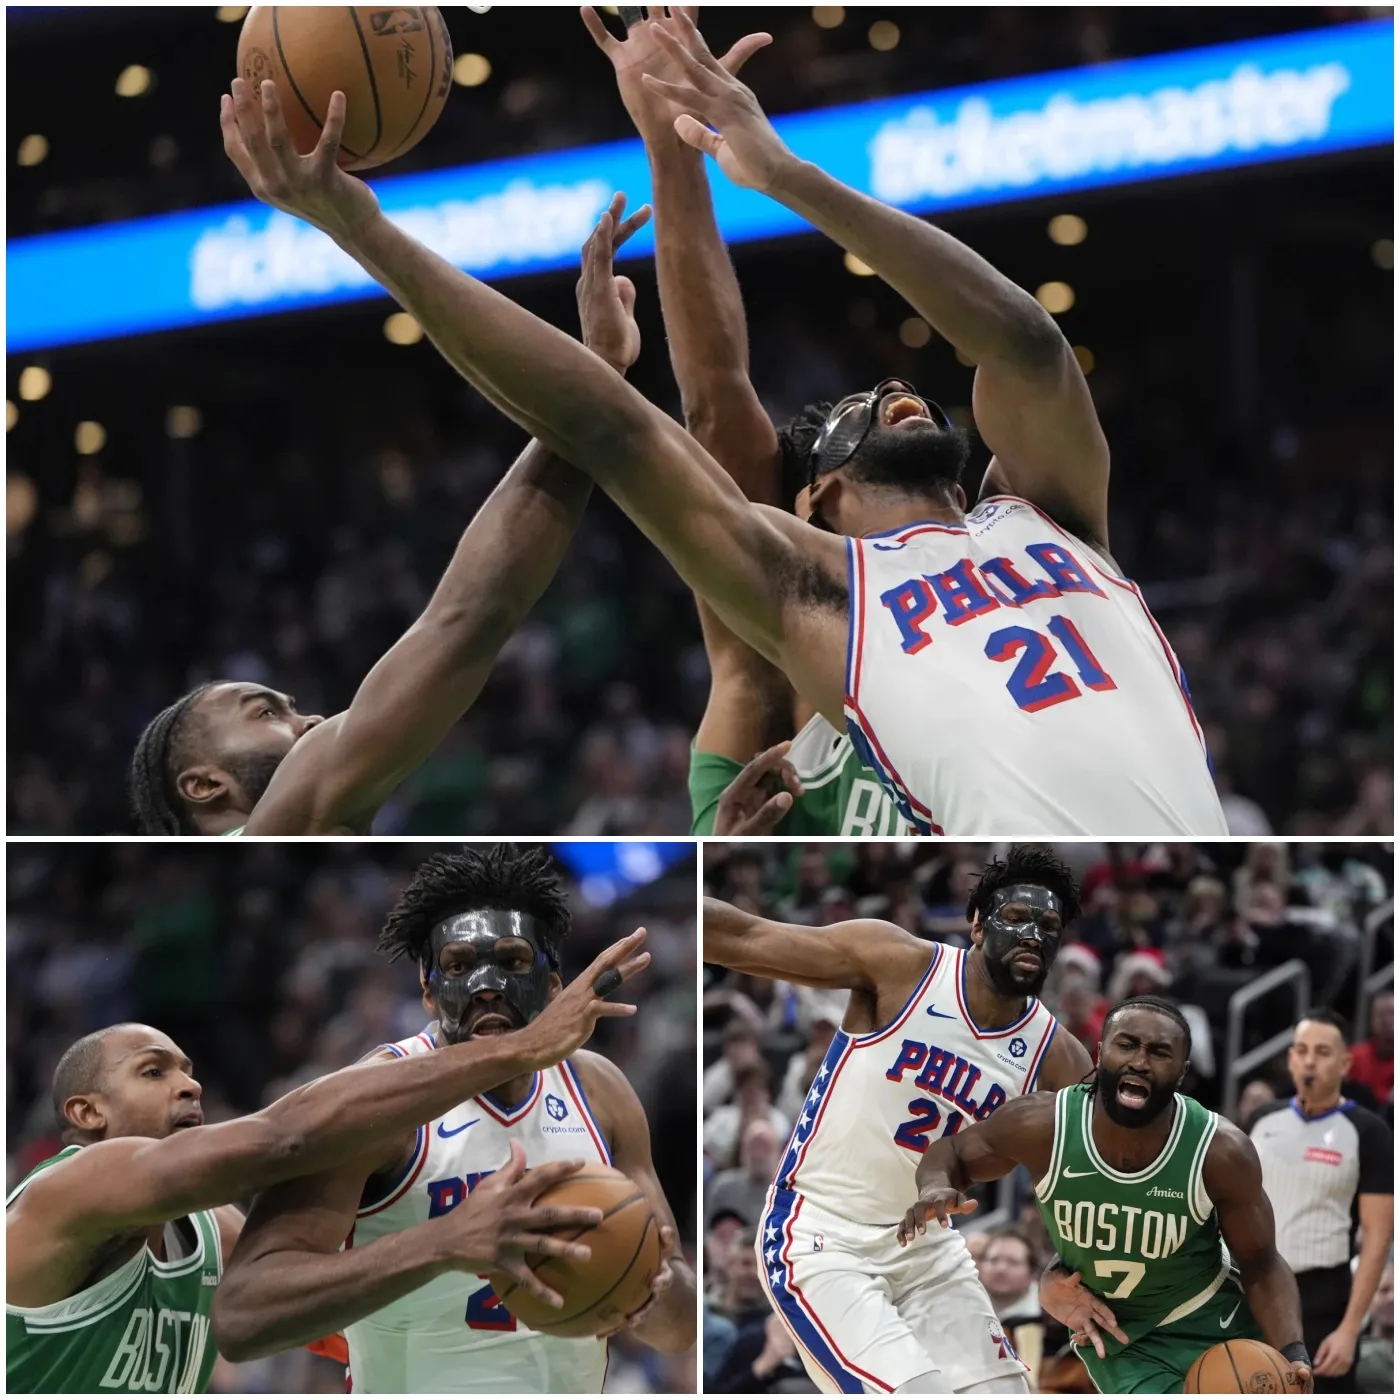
[7,19,1391,351]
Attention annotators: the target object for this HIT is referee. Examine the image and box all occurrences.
[1247,1007,1394,1394]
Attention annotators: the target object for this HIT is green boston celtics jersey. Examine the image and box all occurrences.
[1035,1084,1237,1356]
[6,1147,223,1394]
[690,713,909,836]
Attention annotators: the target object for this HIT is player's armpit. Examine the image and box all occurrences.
[702,898,928,992]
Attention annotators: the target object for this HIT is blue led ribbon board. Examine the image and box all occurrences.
[7,19,1391,351]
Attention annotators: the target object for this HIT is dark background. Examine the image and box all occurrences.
[6,840,697,1394]
[7,6,1393,834]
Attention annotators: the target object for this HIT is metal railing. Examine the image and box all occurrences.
[1223,959,1311,1122]
[1354,899,1394,1035]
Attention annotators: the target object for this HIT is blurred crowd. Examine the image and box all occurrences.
[701,841,1394,1393]
[7,842,697,1395]
[8,12,1391,836]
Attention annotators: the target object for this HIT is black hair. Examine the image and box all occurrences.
[776,400,832,503]
[1298,1006,1351,1042]
[1102,995,1193,1052]
[128,684,215,835]
[378,845,571,976]
[966,845,1082,926]
[51,1024,139,1141]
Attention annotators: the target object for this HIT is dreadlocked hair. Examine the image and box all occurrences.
[127,684,215,835]
[966,845,1083,926]
[378,845,571,976]
[777,400,833,504]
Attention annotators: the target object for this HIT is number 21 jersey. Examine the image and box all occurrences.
[343,1031,613,1394]
[844,495,1227,836]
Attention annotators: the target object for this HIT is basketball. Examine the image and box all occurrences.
[236,7,452,171]
[487,1165,663,1338]
[1185,1340,1306,1394]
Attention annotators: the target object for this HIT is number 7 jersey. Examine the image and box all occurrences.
[844,495,1227,836]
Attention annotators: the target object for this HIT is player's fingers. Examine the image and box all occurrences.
[315,89,348,170]
[497,1138,529,1183]
[658,1224,677,1252]
[734,739,793,791]
[580,5,619,52]
[259,80,293,159]
[591,999,640,1018]
[739,790,793,834]
[720,31,772,75]
[1082,1318,1107,1360]
[779,759,805,797]
[504,1258,566,1309]
[664,7,722,69]
[219,95,258,181]
[523,1203,605,1232]
[615,276,638,318]
[613,204,652,249]
[673,112,725,159]
[509,1232,594,1261]
[231,78,274,167]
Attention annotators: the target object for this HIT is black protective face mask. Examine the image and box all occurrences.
[425,910,552,1044]
[979,884,1063,996]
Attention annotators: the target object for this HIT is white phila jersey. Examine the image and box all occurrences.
[773,943,1060,1227]
[843,495,1228,836]
[343,1029,612,1394]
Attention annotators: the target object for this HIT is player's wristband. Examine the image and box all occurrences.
[1279,1342,1310,1367]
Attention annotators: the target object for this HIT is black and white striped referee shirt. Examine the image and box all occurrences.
[1246,1096,1393,1271]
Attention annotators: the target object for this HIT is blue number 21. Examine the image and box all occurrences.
[465,1278,516,1332]
[984,616,1116,714]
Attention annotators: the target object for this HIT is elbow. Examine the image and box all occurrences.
[211,1285,272,1364]
[1001,299,1069,372]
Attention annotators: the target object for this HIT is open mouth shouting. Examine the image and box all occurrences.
[1115,1075,1152,1110]
[881,394,930,428]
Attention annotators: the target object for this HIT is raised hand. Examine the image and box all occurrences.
[713,740,804,835]
[581,6,771,145]
[634,9,794,193]
[442,1142,603,1308]
[517,929,650,1070]
[220,78,379,243]
[576,192,652,373]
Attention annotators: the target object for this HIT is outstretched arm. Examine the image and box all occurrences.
[7,932,647,1307]
[899,1092,1053,1245]
[221,79,848,722]
[243,199,649,834]
[585,9,795,764]
[213,1142,605,1361]
[642,11,1111,548]
[703,896,928,991]
[1205,1120,1314,1391]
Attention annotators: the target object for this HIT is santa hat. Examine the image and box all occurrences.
[1108,948,1172,1003]
[1057,943,1103,984]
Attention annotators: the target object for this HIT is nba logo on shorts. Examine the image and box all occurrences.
[545,1094,569,1122]
[813,1233,825,1253]
[988,1319,1016,1361]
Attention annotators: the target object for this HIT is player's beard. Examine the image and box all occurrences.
[1097,1064,1177,1128]
[843,417,970,494]
[983,946,1050,999]
[222,746,287,811]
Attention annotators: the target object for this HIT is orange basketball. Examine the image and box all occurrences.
[486,1165,663,1339]
[236,7,452,171]
[1185,1340,1306,1394]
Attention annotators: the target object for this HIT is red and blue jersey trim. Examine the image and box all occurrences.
[1024,1021,1058,1094]
[953,948,1042,1039]
[356,1124,429,1218]
[844,536,944,835]
[559,1061,612,1165]
[479,1071,542,1126]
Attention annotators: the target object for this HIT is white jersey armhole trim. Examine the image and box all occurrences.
[1190,1111,1219,1225]
[1035,1088,1067,1201]
[1157,1256,1230,1329]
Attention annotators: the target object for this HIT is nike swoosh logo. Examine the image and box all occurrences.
[1062,1168,1097,1178]
[1219,1301,1241,1328]
[926,1008,957,1019]
[437,1118,480,1138]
